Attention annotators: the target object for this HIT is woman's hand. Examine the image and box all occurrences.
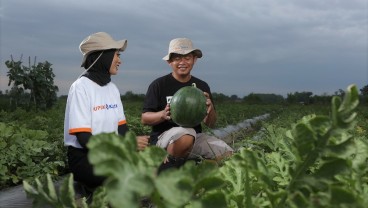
[136,135,150,151]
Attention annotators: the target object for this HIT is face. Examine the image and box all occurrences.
[109,51,122,75]
[168,53,197,79]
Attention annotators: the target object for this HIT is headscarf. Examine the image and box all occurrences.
[83,49,116,86]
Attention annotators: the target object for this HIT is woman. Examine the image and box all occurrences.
[64,32,149,189]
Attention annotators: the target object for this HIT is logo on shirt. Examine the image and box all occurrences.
[93,103,118,111]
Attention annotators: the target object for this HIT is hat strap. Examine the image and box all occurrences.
[78,51,104,78]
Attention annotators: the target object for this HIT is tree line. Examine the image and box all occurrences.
[1,57,367,111]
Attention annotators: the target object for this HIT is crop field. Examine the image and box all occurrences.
[0,86,367,207]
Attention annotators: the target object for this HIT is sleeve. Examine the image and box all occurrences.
[142,81,160,113]
[76,132,92,149]
[115,85,127,128]
[118,124,129,136]
[68,84,92,134]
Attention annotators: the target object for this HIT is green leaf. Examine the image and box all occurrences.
[308,115,330,135]
[184,161,223,194]
[0,122,14,138]
[220,159,246,194]
[88,131,167,207]
[193,176,224,194]
[44,174,58,203]
[189,192,227,208]
[338,85,359,116]
[88,132,139,167]
[23,175,59,207]
[330,185,357,205]
[106,169,154,208]
[23,180,38,195]
[58,174,77,208]
[89,186,108,208]
[289,190,310,208]
[292,123,316,160]
[267,152,290,186]
[137,145,167,168]
[324,136,356,158]
[331,85,359,129]
[313,158,349,180]
[155,169,193,207]
[351,139,368,169]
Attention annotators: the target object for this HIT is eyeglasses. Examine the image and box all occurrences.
[171,54,194,62]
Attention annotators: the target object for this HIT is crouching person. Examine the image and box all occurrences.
[141,37,233,173]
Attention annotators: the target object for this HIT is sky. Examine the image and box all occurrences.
[0,0,367,98]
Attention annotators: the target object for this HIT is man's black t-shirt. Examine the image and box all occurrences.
[142,73,213,144]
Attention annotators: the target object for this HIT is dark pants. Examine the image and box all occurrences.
[67,146,105,189]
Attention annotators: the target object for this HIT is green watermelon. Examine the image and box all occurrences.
[170,83,207,127]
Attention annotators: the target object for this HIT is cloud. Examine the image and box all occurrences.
[1,0,367,97]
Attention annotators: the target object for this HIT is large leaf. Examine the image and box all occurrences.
[59,173,77,208]
[189,192,227,208]
[105,166,155,208]
[154,169,194,207]
[330,185,357,206]
[88,131,166,207]
[292,122,317,160]
[331,85,358,129]
[312,158,350,180]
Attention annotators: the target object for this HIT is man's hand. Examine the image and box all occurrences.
[161,104,171,121]
[204,92,214,115]
[203,92,217,127]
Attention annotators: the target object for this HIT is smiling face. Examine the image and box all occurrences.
[109,50,122,75]
[168,53,197,82]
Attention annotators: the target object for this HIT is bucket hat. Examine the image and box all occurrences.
[162,38,202,61]
[79,32,127,67]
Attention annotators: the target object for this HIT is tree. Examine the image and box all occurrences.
[360,85,368,104]
[334,89,345,98]
[212,92,230,102]
[243,93,262,104]
[246,93,284,104]
[312,93,332,104]
[286,91,313,104]
[121,91,145,101]
[5,55,59,110]
[230,94,239,101]
[360,85,368,96]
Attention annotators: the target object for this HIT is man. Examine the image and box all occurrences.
[141,38,233,172]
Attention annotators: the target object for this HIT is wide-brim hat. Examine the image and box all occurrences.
[162,38,202,61]
[79,32,127,67]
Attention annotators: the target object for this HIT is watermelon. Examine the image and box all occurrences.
[170,83,207,127]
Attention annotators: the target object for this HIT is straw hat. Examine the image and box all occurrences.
[162,38,202,61]
[79,32,127,67]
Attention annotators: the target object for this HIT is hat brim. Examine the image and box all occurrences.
[162,49,202,61]
[81,39,127,67]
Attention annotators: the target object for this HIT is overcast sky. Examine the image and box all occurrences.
[1,0,367,97]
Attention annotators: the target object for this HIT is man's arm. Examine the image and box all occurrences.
[141,104,171,126]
